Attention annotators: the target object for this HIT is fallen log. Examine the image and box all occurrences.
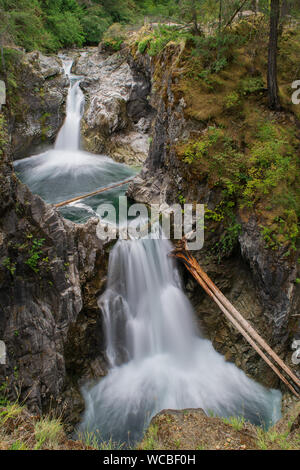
[170,238,300,398]
[54,177,135,208]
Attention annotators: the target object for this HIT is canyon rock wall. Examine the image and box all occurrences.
[0,107,108,424]
[126,38,300,392]
[3,50,69,160]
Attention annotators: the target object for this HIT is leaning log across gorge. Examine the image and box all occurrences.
[170,238,300,398]
[54,177,135,208]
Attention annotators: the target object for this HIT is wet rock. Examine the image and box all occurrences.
[126,41,299,392]
[238,214,297,342]
[74,48,154,166]
[0,145,109,418]
[139,408,258,450]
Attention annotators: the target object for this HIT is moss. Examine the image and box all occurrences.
[131,20,300,254]
[0,114,8,156]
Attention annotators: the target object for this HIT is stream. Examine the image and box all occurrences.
[14,57,136,224]
[14,55,282,446]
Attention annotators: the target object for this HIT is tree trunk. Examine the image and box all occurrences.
[191,0,201,35]
[0,45,5,74]
[218,0,222,33]
[251,0,257,12]
[268,0,280,110]
[225,0,249,28]
[281,0,291,17]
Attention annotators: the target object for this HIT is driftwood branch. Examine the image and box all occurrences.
[54,177,134,208]
[170,238,300,398]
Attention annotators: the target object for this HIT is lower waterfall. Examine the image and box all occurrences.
[79,236,282,445]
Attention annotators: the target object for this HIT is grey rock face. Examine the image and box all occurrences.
[0,145,108,416]
[8,51,69,160]
[127,44,299,377]
[239,215,297,343]
[74,48,154,165]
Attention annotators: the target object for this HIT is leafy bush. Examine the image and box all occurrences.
[0,114,8,156]
[137,25,188,57]
[46,12,85,49]
[239,76,265,95]
[192,32,240,74]
[102,23,126,51]
[138,37,151,54]
[224,91,240,109]
[80,6,112,44]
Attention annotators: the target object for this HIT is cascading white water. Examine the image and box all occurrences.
[13,54,282,445]
[14,56,136,223]
[55,59,85,151]
[79,234,282,445]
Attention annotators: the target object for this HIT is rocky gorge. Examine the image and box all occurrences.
[0,20,299,446]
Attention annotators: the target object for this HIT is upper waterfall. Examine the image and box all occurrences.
[14,54,136,224]
[55,58,85,151]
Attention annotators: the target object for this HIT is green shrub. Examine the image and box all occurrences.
[80,6,112,44]
[138,37,151,54]
[34,417,64,449]
[25,236,45,273]
[102,23,126,51]
[239,76,265,96]
[224,91,240,109]
[46,12,85,49]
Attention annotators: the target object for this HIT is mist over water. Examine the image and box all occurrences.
[13,54,282,446]
[79,236,282,445]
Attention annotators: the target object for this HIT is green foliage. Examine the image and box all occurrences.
[222,415,245,431]
[34,417,64,449]
[0,114,8,155]
[140,424,158,450]
[0,403,23,426]
[178,193,186,205]
[182,127,223,164]
[181,128,245,195]
[214,221,242,259]
[0,381,9,406]
[77,429,125,450]
[137,25,188,57]
[256,426,299,451]
[238,76,265,96]
[192,31,241,75]
[45,11,85,50]
[181,117,299,251]
[102,23,126,51]
[2,257,16,276]
[242,122,298,215]
[9,440,28,450]
[0,0,132,51]
[224,91,240,110]
[80,6,112,44]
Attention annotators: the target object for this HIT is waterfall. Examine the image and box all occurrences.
[13,54,282,444]
[14,55,136,224]
[79,235,282,445]
[55,59,85,151]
